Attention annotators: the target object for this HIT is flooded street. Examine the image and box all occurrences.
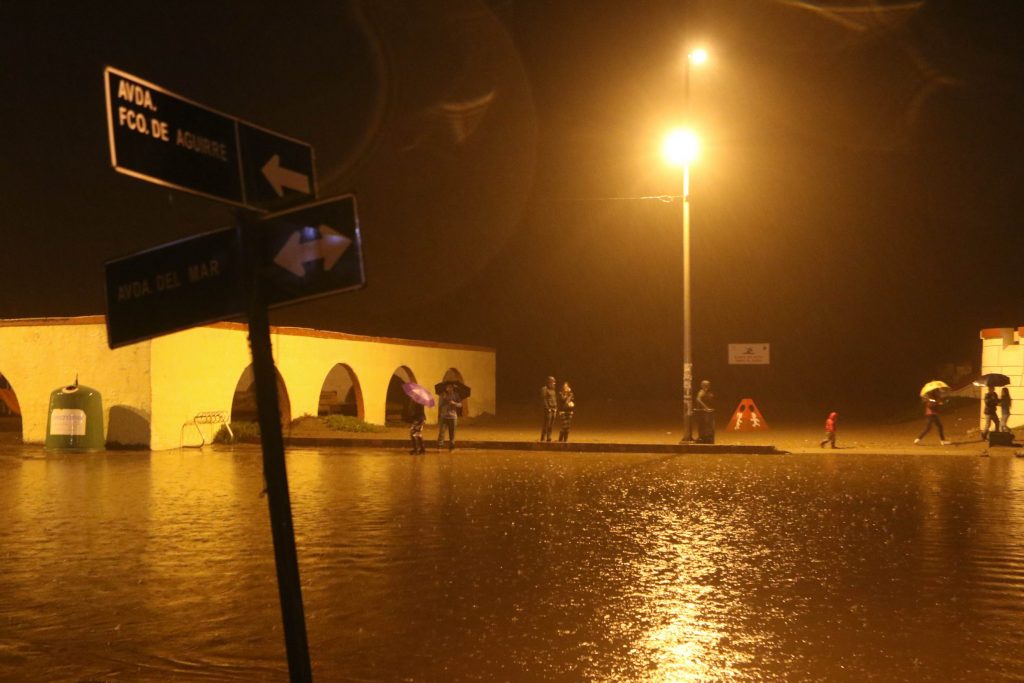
[3,441,1024,681]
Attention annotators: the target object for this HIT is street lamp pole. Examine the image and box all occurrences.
[681,158,693,443]
[680,48,705,443]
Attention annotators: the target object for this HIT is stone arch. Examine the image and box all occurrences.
[0,372,23,438]
[318,363,364,419]
[231,365,291,426]
[385,366,416,424]
[442,367,467,416]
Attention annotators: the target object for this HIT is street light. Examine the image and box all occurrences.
[663,129,699,443]
[666,46,707,444]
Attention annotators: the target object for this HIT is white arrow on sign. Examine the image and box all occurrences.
[274,225,351,277]
[262,154,311,197]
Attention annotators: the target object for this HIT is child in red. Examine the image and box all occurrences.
[819,411,838,449]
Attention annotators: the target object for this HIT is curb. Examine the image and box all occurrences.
[283,437,785,455]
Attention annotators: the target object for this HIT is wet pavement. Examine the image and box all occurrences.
[3,437,1024,681]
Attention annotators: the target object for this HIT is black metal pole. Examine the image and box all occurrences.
[238,211,313,683]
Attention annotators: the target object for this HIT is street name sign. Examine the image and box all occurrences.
[104,195,363,348]
[104,66,316,212]
[105,226,243,348]
[259,195,366,307]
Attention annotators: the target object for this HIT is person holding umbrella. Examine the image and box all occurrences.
[402,382,435,454]
[436,383,462,451]
[982,386,1001,439]
[915,381,951,445]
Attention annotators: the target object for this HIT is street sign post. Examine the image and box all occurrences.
[104,66,316,212]
[104,67,351,681]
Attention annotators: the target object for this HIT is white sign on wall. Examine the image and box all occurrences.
[728,343,770,365]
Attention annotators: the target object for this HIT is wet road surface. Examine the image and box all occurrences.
[2,441,1024,681]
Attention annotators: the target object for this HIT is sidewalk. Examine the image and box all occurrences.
[285,401,1016,457]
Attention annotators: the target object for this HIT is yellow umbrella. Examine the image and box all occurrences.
[920,380,950,397]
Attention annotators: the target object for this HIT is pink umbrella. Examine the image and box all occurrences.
[402,382,436,407]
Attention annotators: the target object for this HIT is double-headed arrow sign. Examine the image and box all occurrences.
[105,195,365,348]
[104,66,316,212]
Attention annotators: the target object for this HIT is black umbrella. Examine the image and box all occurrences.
[435,381,471,399]
[977,373,1011,388]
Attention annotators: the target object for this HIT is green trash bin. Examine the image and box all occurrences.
[45,381,104,451]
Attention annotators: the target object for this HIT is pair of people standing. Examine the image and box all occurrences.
[540,376,575,442]
[982,386,1013,438]
[407,383,462,453]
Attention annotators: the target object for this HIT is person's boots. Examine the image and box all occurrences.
[559,429,568,442]
[410,437,419,454]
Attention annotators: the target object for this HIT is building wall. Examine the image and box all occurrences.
[979,328,1024,430]
[0,317,153,446]
[0,316,496,450]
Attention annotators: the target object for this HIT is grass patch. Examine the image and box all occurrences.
[213,421,259,443]
[321,415,388,433]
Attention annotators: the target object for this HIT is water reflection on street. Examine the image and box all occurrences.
[2,440,1024,681]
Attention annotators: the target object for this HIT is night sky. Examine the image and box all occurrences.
[2,0,1023,416]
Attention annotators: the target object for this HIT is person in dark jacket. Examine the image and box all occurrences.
[819,411,838,449]
[557,381,575,442]
[540,376,558,442]
[695,380,715,444]
[915,390,951,445]
[437,384,462,451]
[982,386,1001,439]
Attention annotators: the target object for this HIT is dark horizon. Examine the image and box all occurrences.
[2,0,1022,414]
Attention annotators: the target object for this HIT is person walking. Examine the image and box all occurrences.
[437,384,461,451]
[1000,387,1012,433]
[557,381,575,442]
[540,376,558,442]
[915,389,951,445]
[406,400,426,454]
[819,411,838,449]
[695,379,715,444]
[982,386,1001,439]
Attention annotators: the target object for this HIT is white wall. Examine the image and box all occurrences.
[0,317,496,450]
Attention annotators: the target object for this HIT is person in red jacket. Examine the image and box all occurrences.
[915,390,951,445]
[819,411,838,449]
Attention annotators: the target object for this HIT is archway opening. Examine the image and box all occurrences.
[442,367,467,417]
[0,373,23,440]
[318,364,363,418]
[386,366,416,425]
[231,365,291,426]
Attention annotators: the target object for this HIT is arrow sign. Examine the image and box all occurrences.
[273,224,351,276]
[105,66,316,212]
[259,195,365,307]
[262,154,312,197]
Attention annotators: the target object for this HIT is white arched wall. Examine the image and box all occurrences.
[0,317,496,449]
[272,330,495,425]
